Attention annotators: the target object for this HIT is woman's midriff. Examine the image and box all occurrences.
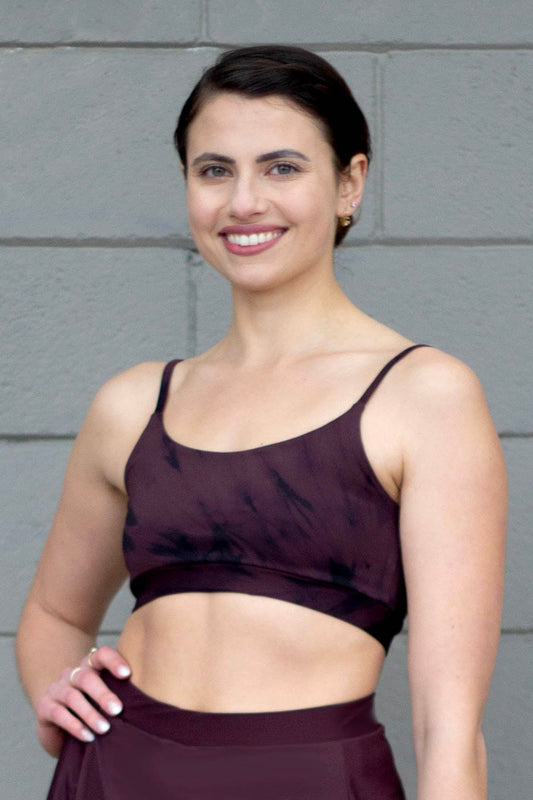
[117,591,386,712]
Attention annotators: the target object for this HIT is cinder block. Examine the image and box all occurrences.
[2,633,119,800]
[2,247,191,433]
[383,52,533,238]
[0,440,71,632]
[102,584,133,632]
[484,633,533,799]
[501,438,533,628]
[334,245,533,432]
[5,1,531,46]
[1,48,215,238]
[73,1,201,43]
[376,632,533,800]
[193,256,233,353]
[1,637,56,799]
[0,0,75,41]
[0,0,201,43]
[1,440,136,632]
[207,0,533,45]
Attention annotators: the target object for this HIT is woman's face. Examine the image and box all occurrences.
[184,92,361,292]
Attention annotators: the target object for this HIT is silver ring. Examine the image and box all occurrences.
[87,647,98,670]
[69,666,83,685]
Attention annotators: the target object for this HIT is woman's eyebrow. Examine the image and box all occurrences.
[190,149,310,168]
[256,149,310,163]
[191,152,235,167]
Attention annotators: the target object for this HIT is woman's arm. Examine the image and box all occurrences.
[15,362,164,756]
[399,351,507,800]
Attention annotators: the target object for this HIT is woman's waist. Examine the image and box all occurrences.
[100,669,383,747]
[116,592,385,713]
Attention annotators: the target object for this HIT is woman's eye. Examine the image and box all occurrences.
[202,165,229,178]
[270,162,298,176]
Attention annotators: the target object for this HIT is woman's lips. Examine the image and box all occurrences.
[219,228,286,256]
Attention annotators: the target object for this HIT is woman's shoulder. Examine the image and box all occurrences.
[358,319,485,411]
[392,346,496,456]
[74,361,178,491]
[399,345,487,411]
[84,360,173,439]
[347,315,484,406]
[95,359,168,406]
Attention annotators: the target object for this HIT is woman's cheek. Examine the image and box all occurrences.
[188,192,223,232]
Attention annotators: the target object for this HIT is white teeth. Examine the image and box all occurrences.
[226,231,283,247]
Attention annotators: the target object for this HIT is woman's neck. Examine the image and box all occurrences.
[220,279,366,366]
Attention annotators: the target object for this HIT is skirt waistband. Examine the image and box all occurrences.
[102,671,381,747]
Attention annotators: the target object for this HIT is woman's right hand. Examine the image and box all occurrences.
[35,646,132,758]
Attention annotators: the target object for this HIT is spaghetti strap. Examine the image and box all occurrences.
[358,344,431,407]
[155,359,182,413]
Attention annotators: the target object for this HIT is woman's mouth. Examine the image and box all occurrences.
[220,229,285,255]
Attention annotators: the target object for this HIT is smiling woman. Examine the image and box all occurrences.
[16,46,506,800]
[182,91,366,285]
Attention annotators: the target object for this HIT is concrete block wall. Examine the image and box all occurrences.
[2,3,531,797]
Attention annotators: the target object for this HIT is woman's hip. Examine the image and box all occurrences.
[47,669,405,799]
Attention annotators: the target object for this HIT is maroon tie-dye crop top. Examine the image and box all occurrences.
[122,344,429,653]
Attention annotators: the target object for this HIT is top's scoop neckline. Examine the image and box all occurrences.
[158,390,365,457]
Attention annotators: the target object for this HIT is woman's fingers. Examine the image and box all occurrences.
[82,644,131,680]
[67,664,124,717]
[57,678,112,734]
[36,691,96,746]
[35,645,132,751]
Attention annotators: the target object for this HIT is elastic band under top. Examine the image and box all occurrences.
[358,343,430,407]
[155,359,182,413]
[102,671,380,747]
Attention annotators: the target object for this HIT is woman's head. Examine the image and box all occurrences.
[174,46,372,246]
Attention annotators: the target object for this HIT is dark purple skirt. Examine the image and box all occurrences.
[47,670,405,799]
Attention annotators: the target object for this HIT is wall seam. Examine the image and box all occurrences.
[201,0,210,40]
[376,53,384,236]
[2,239,533,248]
[185,251,198,357]
[1,42,532,51]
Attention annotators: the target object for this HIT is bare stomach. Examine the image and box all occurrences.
[116,592,386,712]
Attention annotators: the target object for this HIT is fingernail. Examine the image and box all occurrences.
[117,665,131,678]
[81,728,95,742]
[96,719,111,733]
[108,701,122,716]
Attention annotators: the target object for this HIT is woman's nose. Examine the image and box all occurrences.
[227,174,268,219]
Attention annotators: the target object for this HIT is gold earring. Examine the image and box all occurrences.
[339,215,352,227]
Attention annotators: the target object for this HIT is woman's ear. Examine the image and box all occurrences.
[336,153,368,217]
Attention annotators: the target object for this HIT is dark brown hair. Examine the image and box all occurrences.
[174,46,372,246]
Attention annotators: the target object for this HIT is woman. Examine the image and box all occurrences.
[16,46,507,799]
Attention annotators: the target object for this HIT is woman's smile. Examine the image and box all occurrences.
[219,225,286,256]
[185,93,348,288]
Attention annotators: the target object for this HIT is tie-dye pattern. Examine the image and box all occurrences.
[123,345,429,652]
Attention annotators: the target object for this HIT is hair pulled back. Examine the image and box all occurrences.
[174,46,372,246]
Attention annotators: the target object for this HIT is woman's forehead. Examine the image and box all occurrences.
[186,92,328,154]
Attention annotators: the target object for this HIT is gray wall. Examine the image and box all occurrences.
[2,2,531,798]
